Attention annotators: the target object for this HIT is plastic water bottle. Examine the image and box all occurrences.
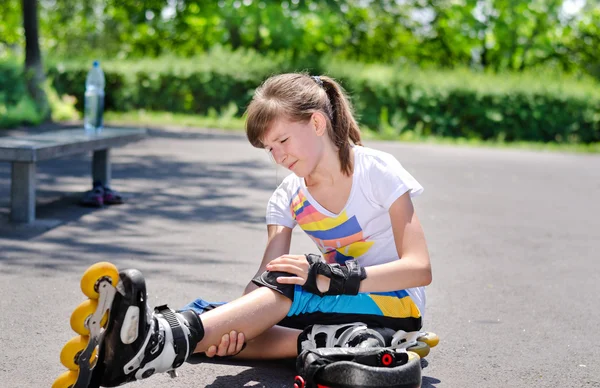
[84,61,106,134]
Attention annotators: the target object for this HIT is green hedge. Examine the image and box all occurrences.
[24,49,600,143]
[0,58,44,128]
[0,57,78,128]
[328,62,600,143]
[0,57,29,106]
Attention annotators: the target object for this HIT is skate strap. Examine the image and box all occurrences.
[155,305,188,369]
[303,254,367,296]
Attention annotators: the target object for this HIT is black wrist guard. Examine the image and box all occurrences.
[303,254,367,296]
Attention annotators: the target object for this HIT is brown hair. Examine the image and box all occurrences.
[245,73,362,176]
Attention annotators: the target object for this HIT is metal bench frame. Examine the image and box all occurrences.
[0,128,147,223]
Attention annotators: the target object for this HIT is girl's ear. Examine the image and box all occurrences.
[313,112,327,137]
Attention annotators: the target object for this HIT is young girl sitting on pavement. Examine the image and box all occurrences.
[84,72,432,386]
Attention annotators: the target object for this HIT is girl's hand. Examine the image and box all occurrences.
[205,331,245,358]
[266,254,311,285]
[266,254,331,293]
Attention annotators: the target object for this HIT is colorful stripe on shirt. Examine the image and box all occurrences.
[290,188,374,264]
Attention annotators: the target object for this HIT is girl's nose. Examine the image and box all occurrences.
[271,148,286,164]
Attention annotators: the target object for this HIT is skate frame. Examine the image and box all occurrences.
[390,330,421,349]
[74,279,117,388]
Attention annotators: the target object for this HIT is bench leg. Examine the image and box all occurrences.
[11,162,36,223]
[92,149,111,187]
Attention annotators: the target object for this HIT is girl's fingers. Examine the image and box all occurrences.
[268,259,296,267]
[227,331,238,355]
[278,254,305,260]
[236,332,245,353]
[206,332,244,357]
[217,333,231,356]
[269,255,309,266]
[276,276,306,285]
[267,255,310,285]
[268,263,305,275]
[267,257,309,271]
[206,345,217,358]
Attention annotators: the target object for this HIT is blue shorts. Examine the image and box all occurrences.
[182,285,422,332]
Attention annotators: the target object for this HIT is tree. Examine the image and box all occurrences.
[11,0,599,80]
[0,0,22,53]
[22,0,50,121]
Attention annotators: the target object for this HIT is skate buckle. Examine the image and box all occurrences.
[168,369,178,378]
[294,375,305,388]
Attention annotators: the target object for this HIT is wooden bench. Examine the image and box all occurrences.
[0,127,147,224]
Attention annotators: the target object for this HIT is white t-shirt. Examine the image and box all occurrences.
[266,145,427,316]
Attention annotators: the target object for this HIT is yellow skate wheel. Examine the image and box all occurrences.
[80,262,119,299]
[60,335,98,371]
[70,299,108,336]
[407,340,430,359]
[407,350,420,361]
[52,370,78,388]
[418,332,439,348]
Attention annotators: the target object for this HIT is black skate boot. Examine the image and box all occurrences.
[53,262,205,388]
[294,323,422,388]
[90,268,205,387]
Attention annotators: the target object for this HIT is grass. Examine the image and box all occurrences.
[105,110,600,154]
[104,109,246,131]
[362,127,600,154]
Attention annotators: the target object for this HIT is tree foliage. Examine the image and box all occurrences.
[0,0,598,78]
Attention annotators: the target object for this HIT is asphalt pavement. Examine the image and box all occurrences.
[0,126,598,388]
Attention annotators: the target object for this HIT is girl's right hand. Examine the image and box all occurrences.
[265,254,311,285]
[267,254,331,293]
[205,330,245,358]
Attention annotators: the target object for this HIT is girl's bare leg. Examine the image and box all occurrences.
[234,325,301,359]
[193,286,292,354]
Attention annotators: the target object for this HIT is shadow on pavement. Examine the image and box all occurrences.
[0,128,280,282]
[422,375,441,387]
[0,127,272,231]
[0,130,272,221]
[189,355,296,387]
[421,359,441,387]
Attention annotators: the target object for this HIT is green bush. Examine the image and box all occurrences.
[0,56,29,106]
[42,49,600,143]
[329,63,600,143]
[0,57,78,129]
[0,95,44,128]
[0,57,44,128]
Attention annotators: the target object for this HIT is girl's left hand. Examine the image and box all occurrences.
[205,331,245,358]
[266,254,310,285]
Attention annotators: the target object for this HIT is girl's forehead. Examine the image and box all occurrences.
[263,118,295,142]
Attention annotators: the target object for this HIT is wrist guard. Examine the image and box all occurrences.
[303,254,367,296]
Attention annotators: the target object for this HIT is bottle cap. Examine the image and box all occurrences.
[93,60,100,67]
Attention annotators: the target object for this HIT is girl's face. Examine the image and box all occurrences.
[262,115,324,177]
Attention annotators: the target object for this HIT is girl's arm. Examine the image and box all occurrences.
[359,191,432,292]
[242,224,293,295]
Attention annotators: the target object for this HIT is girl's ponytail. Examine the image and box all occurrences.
[320,76,362,176]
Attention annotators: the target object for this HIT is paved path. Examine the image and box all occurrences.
[1,126,599,388]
